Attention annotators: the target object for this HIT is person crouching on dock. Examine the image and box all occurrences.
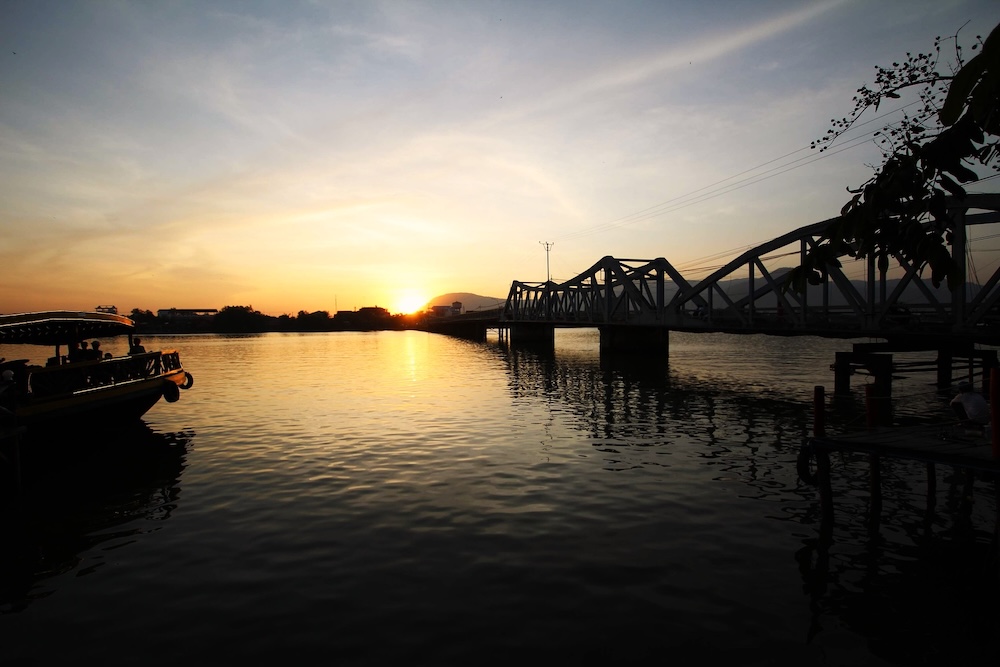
[950,381,990,430]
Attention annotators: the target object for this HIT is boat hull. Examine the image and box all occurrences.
[15,377,170,428]
[11,369,188,432]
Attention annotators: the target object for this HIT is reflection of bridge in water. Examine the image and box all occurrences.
[500,280,996,662]
[497,324,996,664]
[424,194,1000,395]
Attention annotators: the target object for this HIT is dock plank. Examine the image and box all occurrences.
[809,424,1000,473]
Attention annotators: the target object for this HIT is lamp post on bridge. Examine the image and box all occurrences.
[539,241,554,283]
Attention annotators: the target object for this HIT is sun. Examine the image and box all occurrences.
[391,290,428,315]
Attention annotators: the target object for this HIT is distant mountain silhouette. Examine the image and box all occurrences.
[423,292,506,313]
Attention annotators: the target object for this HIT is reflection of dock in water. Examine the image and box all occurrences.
[796,417,1000,664]
[794,382,1000,663]
[798,383,1000,534]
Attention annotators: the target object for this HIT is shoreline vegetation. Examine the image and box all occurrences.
[126,293,506,335]
[129,305,429,335]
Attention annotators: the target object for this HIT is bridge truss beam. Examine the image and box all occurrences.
[503,194,1000,345]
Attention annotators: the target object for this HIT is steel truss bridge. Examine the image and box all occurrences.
[420,194,1000,394]
[502,194,1000,348]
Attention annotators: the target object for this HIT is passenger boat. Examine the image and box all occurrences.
[0,311,193,431]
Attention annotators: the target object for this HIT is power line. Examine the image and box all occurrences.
[554,102,927,245]
[550,105,1000,281]
[557,133,876,244]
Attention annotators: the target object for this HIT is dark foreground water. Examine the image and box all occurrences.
[1,330,997,665]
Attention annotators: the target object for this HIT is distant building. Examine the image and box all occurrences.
[157,308,219,322]
[429,301,463,317]
[357,306,390,319]
[333,306,393,330]
[95,305,118,314]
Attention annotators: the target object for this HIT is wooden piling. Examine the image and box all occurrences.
[937,349,953,388]
[813,385,825,438]
[817,449,834,527]
[869,454,882,534]
[834,352,852,395]
[992,367,1000,459]
[865,384,873,427]
[925,462,937,526]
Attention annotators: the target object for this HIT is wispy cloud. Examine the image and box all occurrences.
[590,0,848,91]
[1,0,995,315]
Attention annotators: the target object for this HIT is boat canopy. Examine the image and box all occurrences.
[0,311,134,346]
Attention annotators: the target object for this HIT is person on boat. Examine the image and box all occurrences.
[90,340,104,360]
[67,341,83,363]
[129,337,146,355]
[950,381,991,428]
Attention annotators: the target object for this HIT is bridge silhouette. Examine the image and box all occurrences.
[421,194,1000,395]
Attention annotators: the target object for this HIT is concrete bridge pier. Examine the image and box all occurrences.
[509,323,555,349]
[599,325,669,358]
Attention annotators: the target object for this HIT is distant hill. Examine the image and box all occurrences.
[423,292,506,313]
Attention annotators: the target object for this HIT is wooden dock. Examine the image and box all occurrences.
[807,424,1000,474]
[799,424,1000,538]
[798,383,1000,533]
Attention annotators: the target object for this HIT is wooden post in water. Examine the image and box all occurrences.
[865,384,878,427]
[809,386,833,528]
[923,461,938,532]
[937,348,952,388]
[982,350,998,397]
[869,454,882,534]
[870,355,892,425]
[817,450,834,528]
[834,352,852,395]
[813,386,825,438]
[992,367,1000,459]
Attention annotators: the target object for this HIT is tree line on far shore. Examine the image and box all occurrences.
[128,305,423,334]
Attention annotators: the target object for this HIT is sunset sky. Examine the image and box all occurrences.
[2,0,999,316]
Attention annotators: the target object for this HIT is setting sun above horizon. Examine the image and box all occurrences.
[391,290,430,316]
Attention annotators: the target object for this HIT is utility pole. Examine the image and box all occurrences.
[539,241,554,282]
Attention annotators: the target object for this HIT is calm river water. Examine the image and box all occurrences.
[1,330,997,665]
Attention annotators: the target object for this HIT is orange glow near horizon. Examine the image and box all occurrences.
[391,289,430,315]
